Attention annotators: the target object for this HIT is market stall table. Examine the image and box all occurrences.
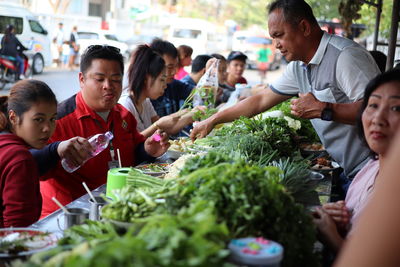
[29,184,106,233]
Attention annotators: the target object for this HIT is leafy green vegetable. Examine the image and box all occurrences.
[214,116,299,160]
[18,203,233,267]
[192,107,218,121]
[167,162,319,266]
[270,158,320,205]
[270,100,320,143]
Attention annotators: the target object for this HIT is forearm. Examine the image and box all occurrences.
[210,88,290,125]
[30,142,61,175]
[135,142,156,164]
[169,114,193,135]
[331,101,362,125]
[141,123,158,138]
[325,230,345,253]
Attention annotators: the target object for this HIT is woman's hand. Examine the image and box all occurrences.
[322,200,351,228]
[57,137,92,166]
[313,207,344,252]
[144,130,170,157]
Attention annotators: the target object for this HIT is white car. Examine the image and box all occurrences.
[76,31,129,60]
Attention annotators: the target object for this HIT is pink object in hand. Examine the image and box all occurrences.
[152,133,161,142]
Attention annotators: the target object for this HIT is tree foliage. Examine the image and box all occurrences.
[170,0,390,39]
[358,0,394,38]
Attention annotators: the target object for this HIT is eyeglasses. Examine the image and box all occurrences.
[85,45,121,54]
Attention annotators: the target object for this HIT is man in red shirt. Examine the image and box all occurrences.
[40,45,169,217]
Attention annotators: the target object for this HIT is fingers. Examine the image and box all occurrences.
[190,129,198,141]
[322,201,350,225]
[58,136,92,166]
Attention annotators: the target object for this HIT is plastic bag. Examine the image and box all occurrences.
[219,83,251,111]
[193,59,219,107]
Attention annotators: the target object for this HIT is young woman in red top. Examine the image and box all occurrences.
[0,80,57,227]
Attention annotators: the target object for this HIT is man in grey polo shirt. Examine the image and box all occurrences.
[191,0,380,184]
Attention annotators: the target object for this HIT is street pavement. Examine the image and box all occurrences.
[0,64,286,102]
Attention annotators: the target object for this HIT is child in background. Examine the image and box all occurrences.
[61,41,70,69]
[257,43,272,83]
[175,45,193,80]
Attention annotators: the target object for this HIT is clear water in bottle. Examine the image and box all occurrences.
[61,131,114,173]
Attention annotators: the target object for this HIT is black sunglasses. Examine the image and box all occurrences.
[85,45,121,54]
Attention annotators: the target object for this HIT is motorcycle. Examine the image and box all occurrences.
[0,52,33,89]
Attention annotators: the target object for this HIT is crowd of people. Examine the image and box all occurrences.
[0,0,399,264]
[51,23,80,70]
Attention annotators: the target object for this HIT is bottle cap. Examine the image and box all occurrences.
[105,131,114,140]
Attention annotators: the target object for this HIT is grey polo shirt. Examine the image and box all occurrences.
[270,32,380,177]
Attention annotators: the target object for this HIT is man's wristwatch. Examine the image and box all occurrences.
[321,102,333,121]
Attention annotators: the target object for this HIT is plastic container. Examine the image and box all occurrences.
[61,131,114,173]
[106,167,130,199]
[228,237,283,267]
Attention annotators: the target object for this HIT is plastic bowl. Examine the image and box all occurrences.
[311,161,340,175]
[167,149,186,160]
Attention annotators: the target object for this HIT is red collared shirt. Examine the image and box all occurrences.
[40,92,145,217]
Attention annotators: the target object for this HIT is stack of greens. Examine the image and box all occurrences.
[20,203,232,267]
[270,100,320,143]
[166,162,319,266]
[212,116,299,161]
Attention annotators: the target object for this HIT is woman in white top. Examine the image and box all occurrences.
[119,44,197,138]
[313,69,400,252]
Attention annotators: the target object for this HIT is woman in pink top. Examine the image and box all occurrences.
[175,45,193,80]
[313,69,400,252]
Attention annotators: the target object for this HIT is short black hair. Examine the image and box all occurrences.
[268,0,319,27]
[191,55,212,73]
[150,38,178,59]
[80,45,124,75]
[357,69,400,157]
[369,50,387,73]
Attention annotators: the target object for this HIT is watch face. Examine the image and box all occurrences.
[321,108,333,121]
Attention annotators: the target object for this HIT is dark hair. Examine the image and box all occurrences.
[357,69,400,156]
[80,45,124,75]
[0,80,57,130]
[150,38,178,59]
[369,50,387,73]
[178,45,193,58]
[4,24,14,42]
[267,0,319,27]
[177,45,193,68]
[211,53,227,62]
[128,44,165,100]
[191,54,212,73]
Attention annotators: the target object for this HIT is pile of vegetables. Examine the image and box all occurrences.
[270,100,320,143]
[166,162,319,266]
[15,106,324,266]
[19,203,232,267]
[213,116,299,160]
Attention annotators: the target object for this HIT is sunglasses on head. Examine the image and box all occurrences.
[85,45,121,54]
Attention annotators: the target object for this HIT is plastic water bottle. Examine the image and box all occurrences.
[61,131,114,173]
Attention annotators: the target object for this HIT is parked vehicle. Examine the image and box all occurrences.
[0,2,52,74]
[232,31,281,70]
[76,30,129,60]
[167,18,219,57]
[0,52,32,89]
